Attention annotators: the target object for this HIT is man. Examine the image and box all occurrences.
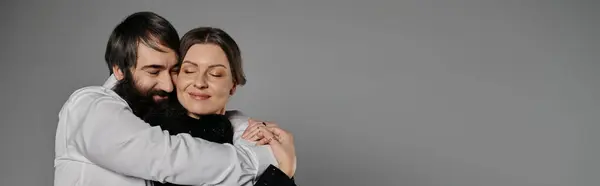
[54,11,295,186]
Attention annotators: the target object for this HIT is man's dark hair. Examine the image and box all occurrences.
[104,11,180,76]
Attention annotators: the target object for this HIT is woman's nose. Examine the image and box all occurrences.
[193,74,208,89]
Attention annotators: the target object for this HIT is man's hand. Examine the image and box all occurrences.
[242,119,296,178]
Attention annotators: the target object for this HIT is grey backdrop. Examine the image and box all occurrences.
[1,0,598,186]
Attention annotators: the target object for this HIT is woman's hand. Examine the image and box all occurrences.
[242,119,296,178]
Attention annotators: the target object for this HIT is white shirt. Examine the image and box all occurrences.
[54,75,278,186]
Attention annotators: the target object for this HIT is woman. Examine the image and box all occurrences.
[143,27,296,186]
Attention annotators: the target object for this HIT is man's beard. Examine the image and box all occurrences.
[112,74,170,118]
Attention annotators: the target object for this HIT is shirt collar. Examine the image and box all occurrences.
[102,74,118,89]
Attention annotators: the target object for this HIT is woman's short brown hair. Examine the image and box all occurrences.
[178,27,246,85]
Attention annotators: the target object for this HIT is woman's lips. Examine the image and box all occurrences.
[188,92,211,100]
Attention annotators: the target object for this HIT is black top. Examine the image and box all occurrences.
[142,104,296,186]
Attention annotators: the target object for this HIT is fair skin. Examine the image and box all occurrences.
[175,44,236,117]
[112,42,177,100]
[175,43,296,177]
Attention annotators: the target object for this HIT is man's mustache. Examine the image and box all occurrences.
[148,89,169,98]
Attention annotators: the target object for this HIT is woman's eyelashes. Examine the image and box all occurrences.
[209,71,224,77]
[182,67,226,78]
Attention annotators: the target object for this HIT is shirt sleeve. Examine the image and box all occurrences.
[70,92,257,185]
[228,111,280,180]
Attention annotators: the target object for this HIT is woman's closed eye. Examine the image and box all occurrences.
[209,73,223,77]
[208,69,226,77]
[183,68,196,74]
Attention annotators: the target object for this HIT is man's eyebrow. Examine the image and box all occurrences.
[141,64,166,70]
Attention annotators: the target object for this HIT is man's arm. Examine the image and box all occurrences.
[69,92,260,185]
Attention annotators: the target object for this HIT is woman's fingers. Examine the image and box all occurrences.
[257,128,276,145]
[249,127,278,144]
[248,131,263,141]
[267,127,293,143]
[243,124,264,141]
[256,133,274,145]
[243,119,288,145]
[244,122,278,144]
[242,119,264,139]
[241,123,254,139]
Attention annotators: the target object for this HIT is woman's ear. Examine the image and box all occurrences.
[112,65,125,80]
[230,85,237,95]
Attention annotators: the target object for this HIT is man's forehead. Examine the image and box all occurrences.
[136,42,178,69]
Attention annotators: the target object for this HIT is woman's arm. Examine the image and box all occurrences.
[228,111,281,176]
[227,111,298,185]
[254,165,297,186]
[239,121,297,186]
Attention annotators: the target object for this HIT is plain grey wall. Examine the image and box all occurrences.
[1,0,598,185]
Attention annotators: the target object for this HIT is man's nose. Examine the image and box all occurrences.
[157,73,174,93]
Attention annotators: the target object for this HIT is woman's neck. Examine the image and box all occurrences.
[187,108,226,119]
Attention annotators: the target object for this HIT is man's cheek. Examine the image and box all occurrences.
[135,85,152,96]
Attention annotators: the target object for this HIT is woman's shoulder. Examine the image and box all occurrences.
[225,110,251,131]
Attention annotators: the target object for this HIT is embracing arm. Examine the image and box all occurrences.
[70,94,260,185]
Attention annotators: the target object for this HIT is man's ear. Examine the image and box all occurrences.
[230,85,237,95]
[112,65,125,80]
